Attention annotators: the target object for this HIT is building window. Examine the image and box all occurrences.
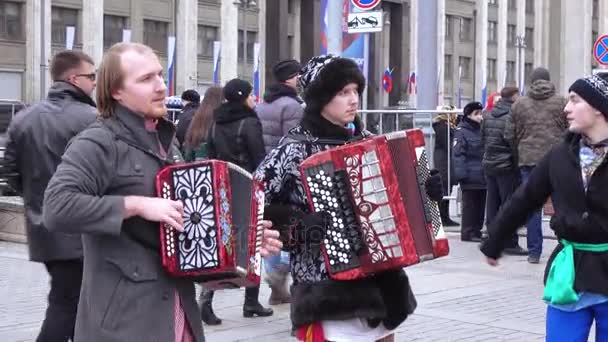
[526,0,535,13]
[488,58,497,80]
[104,15,128,49]
[506,61,516,83]
[51,7,78,46]
[0,1,23,41]
[459,56,471,79]
[593,0,599,18]
[508,0,517,10]
[488,21,497,43]
[197,25,218,57]
[459,17,473,42]
[288,0,295,14]
[445,15,453,39]
[238,30,257,63]
[507,24,516,45]
[488,0,497,5]
[524,63,533,83]
[525,28,534,48]
[143,20,168,55]
[445,54,453,79]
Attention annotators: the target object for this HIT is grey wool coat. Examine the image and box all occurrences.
[43,104,204,342]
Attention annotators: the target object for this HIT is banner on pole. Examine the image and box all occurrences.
[213,41,221,86]
[167,36,176,96]
[122,29,132,43]
[65,26,75,50]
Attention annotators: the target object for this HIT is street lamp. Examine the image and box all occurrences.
[515,34,526,94]
[234,0,257,69]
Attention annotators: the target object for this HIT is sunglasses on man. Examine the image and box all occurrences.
[75,73,96,81]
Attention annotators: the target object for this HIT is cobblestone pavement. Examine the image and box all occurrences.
[0,233,581,342]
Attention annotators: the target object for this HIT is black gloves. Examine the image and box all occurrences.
[425,169,444,202]
[263,204,329,250]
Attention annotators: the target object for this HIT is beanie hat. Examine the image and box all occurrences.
[299,55,366,116]
[181,89,200,103]
[463,101,483,117]
[569,74,608,119]
[223,78,253,104]
[272,59,301,82]
[530,67,551,83]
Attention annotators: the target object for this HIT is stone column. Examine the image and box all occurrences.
[258,0,267,94]
[25,0,43,102]
[292,0,301,60]
[497,0,508,89]
[474,0,488,101]
[409,0,418,107]
[130,0,144,43]
[82,0,104,65]
[437,0,445,104]
[176,0,198,93]
[515,0,525,91]
[220,0,239,83]
[599,0,608,69]
[559,0,593,93]
[533,0,549,68]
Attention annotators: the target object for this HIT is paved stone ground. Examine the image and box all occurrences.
[2,225,588,342]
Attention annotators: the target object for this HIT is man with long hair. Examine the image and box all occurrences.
[42,42,282,341]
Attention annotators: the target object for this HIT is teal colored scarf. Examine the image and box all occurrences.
[544,239,608,305]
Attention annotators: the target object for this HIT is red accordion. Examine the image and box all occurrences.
[300,129,449,281]
[156,160,264,289]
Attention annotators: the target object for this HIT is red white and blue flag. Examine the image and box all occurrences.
[382,68,393,93]
[408,71,417,94]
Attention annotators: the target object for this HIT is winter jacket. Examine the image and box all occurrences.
[207,102,266,173]
[453,117,486,190]
[256,83,304,153]
[505,80,568,167]
[3,81,97,262]
[481,133,608,297]
[481,98,517,174]
[42,104,204,342]
[175,102,199,146]
[254,113,416,330]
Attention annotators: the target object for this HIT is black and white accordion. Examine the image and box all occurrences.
[299,129,449,281]
[156,160,264,289]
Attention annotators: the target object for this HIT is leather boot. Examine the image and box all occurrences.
[266,271,291,305]
[439,200,459,226]
[243,286,273,317]
[199,290,222,325]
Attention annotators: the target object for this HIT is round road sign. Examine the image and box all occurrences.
[351,0,381,11]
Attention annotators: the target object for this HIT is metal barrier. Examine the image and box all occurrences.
[358,109,462,200]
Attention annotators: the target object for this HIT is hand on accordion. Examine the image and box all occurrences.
[260,220,283,257]
[124,196,184,231]
[263,204,329,251]
[424,169,444,202]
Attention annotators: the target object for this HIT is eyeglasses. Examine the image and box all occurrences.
[75,73,96,81]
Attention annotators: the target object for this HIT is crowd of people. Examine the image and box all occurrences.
[4,40,608,341]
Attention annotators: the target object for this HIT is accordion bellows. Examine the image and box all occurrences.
[300,129,449,281]
[156,160,264,289]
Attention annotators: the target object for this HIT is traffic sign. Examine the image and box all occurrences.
[347,11,383,34]
[351,0,381,11]
[594,34,608,66]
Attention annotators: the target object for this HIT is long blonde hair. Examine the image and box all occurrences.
[434,104,458,127]
[96,42,157,118]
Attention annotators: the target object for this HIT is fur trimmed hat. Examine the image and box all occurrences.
[298,55,366,116]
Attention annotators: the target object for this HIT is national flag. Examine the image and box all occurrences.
[408,72,417,94]
[382,68,393,93]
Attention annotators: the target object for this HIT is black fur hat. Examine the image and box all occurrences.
[299,55,366,116]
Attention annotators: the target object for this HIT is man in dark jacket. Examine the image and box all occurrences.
[481,86,526,255]
[256,59,304,153]
[453,101,486,242]
[175,89,200,146]
[42,43,282,342]
[481,73,608,341]
[505,67,568,263]
[3,50,97,342]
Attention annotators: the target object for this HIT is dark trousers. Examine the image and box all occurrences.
[37,259,83,342]
[461,189,487,239]
[485,171,521,248]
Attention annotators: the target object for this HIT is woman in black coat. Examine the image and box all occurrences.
[453,101,486,242]
[432,105,459,226]
[206,78,273,319]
